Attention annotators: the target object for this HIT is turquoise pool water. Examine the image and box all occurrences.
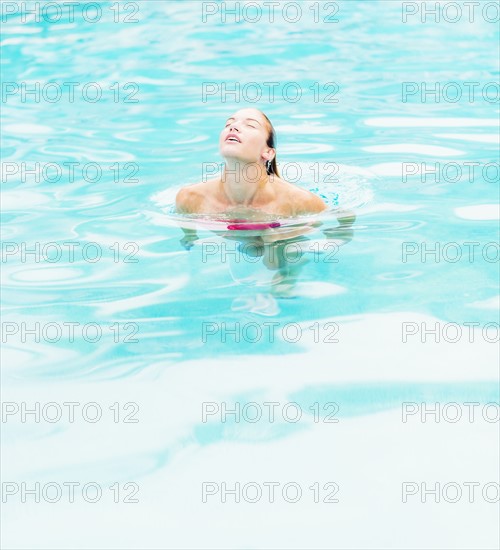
[1,1,499,548]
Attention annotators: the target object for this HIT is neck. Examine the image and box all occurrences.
[220,159,270,207]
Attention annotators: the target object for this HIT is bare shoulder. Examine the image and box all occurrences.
[175,179,217,214]
[299,190,329,214]
[274,177,328,215]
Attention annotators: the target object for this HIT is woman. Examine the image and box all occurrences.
[175,108,344,297]
[175,108,328,217]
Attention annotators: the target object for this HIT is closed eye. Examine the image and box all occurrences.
[225,119,259,129]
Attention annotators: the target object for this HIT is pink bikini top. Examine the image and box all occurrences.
[225,220,281,230]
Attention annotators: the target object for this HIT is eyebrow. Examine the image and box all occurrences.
[226,117,262,126]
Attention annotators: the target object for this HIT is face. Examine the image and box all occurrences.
[219,108,274,166]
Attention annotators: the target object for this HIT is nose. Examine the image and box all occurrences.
[229,123,240,132]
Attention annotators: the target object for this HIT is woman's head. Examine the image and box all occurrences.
[219,108,280,178]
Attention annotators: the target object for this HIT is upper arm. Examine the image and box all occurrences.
[175,188,189,213]
[175,187,200,214]
[296,191,328,215]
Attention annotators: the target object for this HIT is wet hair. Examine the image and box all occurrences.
[260,112,280,178]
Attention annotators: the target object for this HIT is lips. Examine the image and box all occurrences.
[225,133,241,143]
